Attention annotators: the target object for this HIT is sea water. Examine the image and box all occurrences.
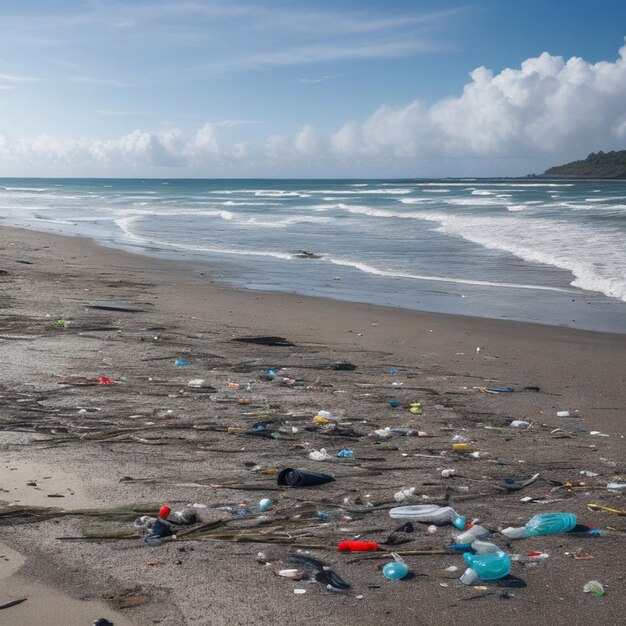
[1,178,625,333]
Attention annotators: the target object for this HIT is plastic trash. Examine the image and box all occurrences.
[187,378,207,388]
[583,580,605,596]
[259,498,272,512]
[501,513,576,538]
[486,387,515,393]
[394,487,416,501]
[175,359,189,366]
[289,555,351,591]
[388,399,401,408]
[409,402,423,415]
[309,448,332,461]
[389,505,459,524]
[98,377,114,385]
[383,554,409,580]
[607,482,626,491]
[471,540,501,554]
[373,427,393,439]
[277,468,335,487]
[441,469,456,478]
[509,420,530,428]
[452,443,472,452]
[455,524,490,544]
[337,540,378,552]
[556,411,570,417]
[461,550,511,584]
[336,449,354,458]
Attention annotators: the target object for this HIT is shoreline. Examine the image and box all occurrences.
[1,224,624,625]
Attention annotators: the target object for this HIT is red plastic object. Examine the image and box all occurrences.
[98,376,114,385]
[337,540,378,552]
[159,505,172,519]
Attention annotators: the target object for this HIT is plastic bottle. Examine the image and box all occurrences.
[389,505,459,524]
[501,513,576,538]
[460,550,511,584]
[337,449,354,458]
[455,524,490,544]
[383,555,409,580]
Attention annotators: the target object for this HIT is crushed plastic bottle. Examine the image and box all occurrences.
[336,449,354,458]
[583,580,605,596]
[501,513,576,538]
[382,554,409,580]
[389,505,460,524]
[461,550,511,584]
[455,524,490,544]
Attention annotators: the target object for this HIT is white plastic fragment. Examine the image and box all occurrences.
[394,487,416,501]
[556,411,570,417]
[509,420,530,428]
[293,589,307,595]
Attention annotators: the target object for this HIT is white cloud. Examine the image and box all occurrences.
[1,42,626,176]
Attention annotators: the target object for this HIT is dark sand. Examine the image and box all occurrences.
[0,226,624,625]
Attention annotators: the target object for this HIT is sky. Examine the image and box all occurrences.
[0,0,626,178]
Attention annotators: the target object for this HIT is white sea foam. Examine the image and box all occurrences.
[325,258,573,293]
[471,190,493,196]
[422,189,450,193]
[406,211,626,301]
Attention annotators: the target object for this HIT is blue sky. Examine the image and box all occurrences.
[1,0,625,177]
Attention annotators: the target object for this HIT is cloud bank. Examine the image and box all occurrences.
[2,42,626,176]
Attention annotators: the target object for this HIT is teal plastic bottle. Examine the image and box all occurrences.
[502,513,576,538]
[463,550,511,580]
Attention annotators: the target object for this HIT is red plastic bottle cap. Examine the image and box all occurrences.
[528,551,542,557]
[159,505,172,519]
[98,376,114,385]
[337,540,378,552]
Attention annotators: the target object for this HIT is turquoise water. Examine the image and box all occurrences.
[1,178,625,332]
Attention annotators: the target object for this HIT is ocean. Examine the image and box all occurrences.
[1,178,625,333]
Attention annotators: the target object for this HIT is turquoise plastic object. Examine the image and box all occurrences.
[525,513,576,536]
[452,515,466,530]
[463,551,511,580]
[383,561,409,580]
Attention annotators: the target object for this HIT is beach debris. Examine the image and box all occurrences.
[583,580,605,597]
[388,399,401,408]
[293,589,307,595]
[382,554,409,580]
[389,505,463,526]
[277,468,335,487]
[295,250,322,259]
[308,448,333,461]
[501,473,541,492]
[338,540,379,552]
[105,588,151,609]
[0,598,28,611]
[501,513,576,538]
[394,487,416,501]
[556,411,571,417]
[232,336,295,347]
[328,361,357,370]
[259,498,273,512]
[461,547,511,585]
[509,420,531,428]
[93,620,114,626]
[441,469,456,478]
[86,301,147,313]
[587,503,626,516]
[288,555,350,592]
[275,569,304,580]
[607,481,626,491]
[381,522,415,546]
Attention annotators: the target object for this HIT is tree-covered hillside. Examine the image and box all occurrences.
[542,151,626,178]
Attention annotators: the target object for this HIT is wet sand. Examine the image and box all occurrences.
[0,225,625,625]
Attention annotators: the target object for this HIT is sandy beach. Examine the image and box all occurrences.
[1,225,624,626]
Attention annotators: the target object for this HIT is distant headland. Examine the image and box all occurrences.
[538,150,626,178]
